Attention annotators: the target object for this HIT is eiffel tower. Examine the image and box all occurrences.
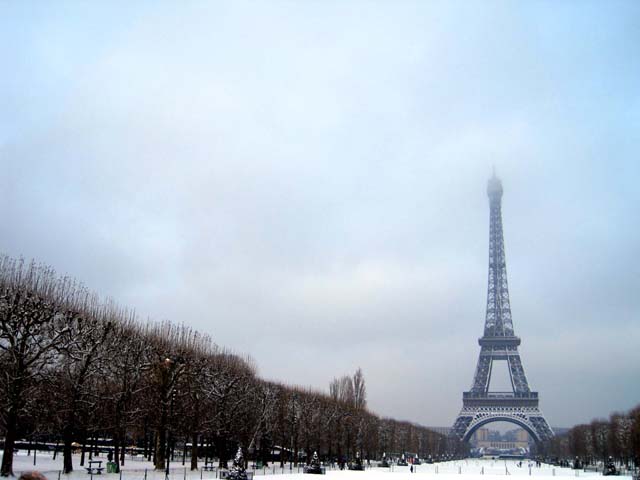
[451,173,553,443]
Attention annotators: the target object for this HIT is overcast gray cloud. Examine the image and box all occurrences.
[1,0,639,429]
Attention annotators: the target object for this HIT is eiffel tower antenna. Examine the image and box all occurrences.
[451,174,553,444]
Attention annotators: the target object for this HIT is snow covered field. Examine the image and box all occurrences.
[4,453,632,480]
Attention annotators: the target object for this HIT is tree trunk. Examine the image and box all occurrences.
[259,435,269,467]
[155,427,166,470]
[190,433,199,470]
[0,409,18,476]
[143,432,150,461]
[214,437,228,469]
[114,432,121,473]
[279,437,285,468]
[63,426,74,474]
[80,437,87,467]
[120,428,126,466]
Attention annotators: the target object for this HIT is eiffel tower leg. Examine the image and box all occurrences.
[507,354,530,394]
[452,410,473,440]
[528,414,554,442]
[471,352,491,392]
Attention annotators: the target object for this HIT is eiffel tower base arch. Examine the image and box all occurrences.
[452,405,554,444]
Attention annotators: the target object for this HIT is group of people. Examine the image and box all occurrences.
[603,457,618,476]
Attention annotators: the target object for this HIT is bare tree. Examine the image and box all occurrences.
[146,322,190,470]
[0,258,77,476]
[102,316,151,472]
[0,254,463,474]
[53,299,115,473]
[201,351,257,468]
[245,380,278,466]
[352,369,366,411]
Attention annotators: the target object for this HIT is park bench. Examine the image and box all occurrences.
[218,471,254,480]
[303,465,326,475]
[203,460,216,471]
[86,460,104,475]
[603,465,620,476]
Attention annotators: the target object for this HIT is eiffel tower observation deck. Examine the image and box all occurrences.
[451,173,553,443]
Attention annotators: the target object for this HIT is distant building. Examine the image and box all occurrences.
[470,427,530,450]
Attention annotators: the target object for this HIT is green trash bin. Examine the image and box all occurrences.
[107,462,117,473]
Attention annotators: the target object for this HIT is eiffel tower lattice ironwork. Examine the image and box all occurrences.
[451,173,553,443]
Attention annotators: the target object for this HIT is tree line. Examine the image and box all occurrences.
[540,404,640,467]
[0,256,462,476]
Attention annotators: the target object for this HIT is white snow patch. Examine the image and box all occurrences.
[2,454,625,480]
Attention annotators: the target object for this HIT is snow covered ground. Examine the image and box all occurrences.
[4,453,631,480]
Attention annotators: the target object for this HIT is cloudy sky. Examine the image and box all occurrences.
[1,1,639,429]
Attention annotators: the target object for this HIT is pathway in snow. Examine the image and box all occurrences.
[4,453,631,480]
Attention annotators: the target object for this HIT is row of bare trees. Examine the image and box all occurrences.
[0,257,461,477]
[540,405,640,467]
